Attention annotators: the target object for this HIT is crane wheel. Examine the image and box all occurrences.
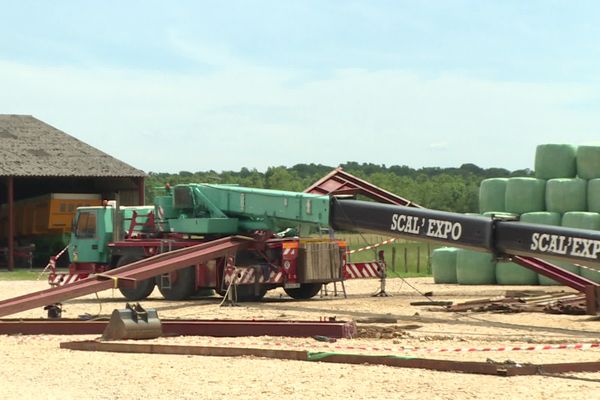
[116,255,156,301]
[156,266,196,301]
[283,283,322,300]
[235,285,268,302]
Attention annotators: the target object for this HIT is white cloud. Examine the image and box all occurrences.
[1,58,599,173]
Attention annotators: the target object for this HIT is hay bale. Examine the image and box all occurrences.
[479,178,508,213]
[520,212,561,226]
[562,212,600,230]
[431,247,458,284]
[535,144,577,179]
[456,249,496,285]
[495,261,539,285]
[505,178,546,214]
[577,145,600,179]
[587,179,600,213]
[545,178,587,213]
[538,260,581,286]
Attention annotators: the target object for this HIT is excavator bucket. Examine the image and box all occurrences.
[101,303,162,341]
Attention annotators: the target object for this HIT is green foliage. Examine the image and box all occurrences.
[145,162,530,213]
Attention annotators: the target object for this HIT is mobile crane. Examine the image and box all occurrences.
[0,168,599,317]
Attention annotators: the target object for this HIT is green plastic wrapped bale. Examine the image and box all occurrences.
[587,179,600,213]
[495,261,539,285]
[534,144,577,179]
[431,247,458,284]
[580,266,600,283]
[456,249,496,285]
[562,212,600,230]
[479,178,508,213]
[520,212,561,226]
[505,178,546,214]
[538,260,581,285]
[545,178,587,213]
[577,145,600,179]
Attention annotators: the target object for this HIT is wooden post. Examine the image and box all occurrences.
[427,244,432,274]
[137,177,145,205]
[7,176,14,271]
[403,247,408,273]
[391,245,396,272]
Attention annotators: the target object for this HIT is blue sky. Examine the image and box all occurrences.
[2,1,600,172]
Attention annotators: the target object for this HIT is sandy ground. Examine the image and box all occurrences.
[1,277,600,399]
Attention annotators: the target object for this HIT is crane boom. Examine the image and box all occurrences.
[331,198,600,268]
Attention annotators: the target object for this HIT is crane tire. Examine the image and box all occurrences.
[283,283,322,300]
[116,255,156,301]
[157,266,196,301]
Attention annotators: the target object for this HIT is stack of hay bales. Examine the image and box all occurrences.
[432,143,600,286]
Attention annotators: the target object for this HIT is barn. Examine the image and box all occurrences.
[0,115,146,269]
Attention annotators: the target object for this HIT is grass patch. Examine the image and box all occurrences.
[0,270,45,281]
[336,233,438,276]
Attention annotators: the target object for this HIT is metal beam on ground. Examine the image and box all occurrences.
[0,236,251,317]
[0,318,357,338]
[59,341,600,376]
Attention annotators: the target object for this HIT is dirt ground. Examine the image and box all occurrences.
[1,277,600,399]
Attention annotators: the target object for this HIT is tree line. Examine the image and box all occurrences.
[145,162,533,213]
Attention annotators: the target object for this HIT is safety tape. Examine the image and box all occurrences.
[347,238,397,254]
[203,339,600,354]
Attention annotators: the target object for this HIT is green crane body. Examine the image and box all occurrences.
[70,183,331,264]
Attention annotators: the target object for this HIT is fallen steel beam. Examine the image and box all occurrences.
[0,318,357,338]
[60,341,600,376]
[0,237,250,318]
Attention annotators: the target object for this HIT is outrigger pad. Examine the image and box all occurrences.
[101,303,162,341]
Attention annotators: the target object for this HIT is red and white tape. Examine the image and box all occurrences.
[203,339,600,354]
[347,238,396,254]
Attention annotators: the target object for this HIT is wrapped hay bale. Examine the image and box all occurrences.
[505,178,546,214]
[545,178,587,213]
[562,211,600,230]
[431,247,458,284]
[577,145,600,179]
[538,260,580,286]
[495,261,539,285]
[587,179,600,213]
[520,211,561,226]
[479,178,508,213]
[534,144,577,179]
[456,249,496,285]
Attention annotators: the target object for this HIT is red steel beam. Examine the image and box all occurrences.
[305,168,421,207]
[0,319,357,338]
[0,236,251,317]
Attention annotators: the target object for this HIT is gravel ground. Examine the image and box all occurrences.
[1,277,599,399]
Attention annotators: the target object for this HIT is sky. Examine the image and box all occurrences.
[1,1,600,173]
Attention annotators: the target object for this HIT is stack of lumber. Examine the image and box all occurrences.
[446,291,586,315]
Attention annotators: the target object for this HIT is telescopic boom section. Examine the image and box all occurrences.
[331,199,600,268]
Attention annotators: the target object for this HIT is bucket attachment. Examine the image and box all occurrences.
[101,303,162,341]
